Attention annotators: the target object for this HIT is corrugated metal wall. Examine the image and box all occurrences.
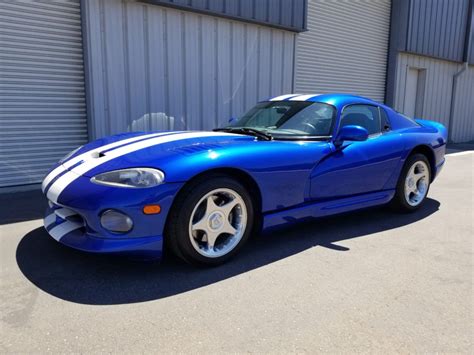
[406,0,470,63]
[0,0,87,187]
[83,0,295,138]
[393,53,474,143]
[451,66,474,143]
[142,0,307,32]
[468,0,474,63]
[294,0,391,103]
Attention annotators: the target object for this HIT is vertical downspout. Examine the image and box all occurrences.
[448,63,468,143]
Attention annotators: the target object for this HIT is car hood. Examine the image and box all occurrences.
[62,131,256,177]
[60,130,332,184]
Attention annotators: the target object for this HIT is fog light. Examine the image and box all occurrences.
[100,210,133,233]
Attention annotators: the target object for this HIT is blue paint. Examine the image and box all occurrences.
[42,94,447,259]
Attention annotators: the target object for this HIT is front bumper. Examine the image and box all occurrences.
[44,204,164,258]
[42,177,184,259]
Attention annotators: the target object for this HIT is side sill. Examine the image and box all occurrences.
[262,190,395,229]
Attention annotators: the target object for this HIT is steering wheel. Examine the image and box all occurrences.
[299,122,318,134]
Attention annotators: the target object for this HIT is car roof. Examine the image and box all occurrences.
[267,93,381,109]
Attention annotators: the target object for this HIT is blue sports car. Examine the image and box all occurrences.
[42,93,447,265]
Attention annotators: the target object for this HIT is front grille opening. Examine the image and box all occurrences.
[66,214,84,225]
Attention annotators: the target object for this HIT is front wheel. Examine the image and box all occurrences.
[391,154,431,212]
[166,176,254,266]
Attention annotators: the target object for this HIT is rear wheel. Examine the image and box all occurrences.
[166,176,254,266]
[391,153,431,212]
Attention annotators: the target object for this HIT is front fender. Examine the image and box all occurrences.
[159,141,332,212]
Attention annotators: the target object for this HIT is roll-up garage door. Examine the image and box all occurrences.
[0,0,87,188]
[294,0,391,103]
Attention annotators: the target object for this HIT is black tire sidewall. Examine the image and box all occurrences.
[168,176,254,266]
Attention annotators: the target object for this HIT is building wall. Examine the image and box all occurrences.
[294,0,391,103]
[451,65,474,143]
[406,0,471,63]
[141,0,307,32]
[467,0,474,63]
[393,53,474,143]
[82,0,295,138]
[386,0,473,108]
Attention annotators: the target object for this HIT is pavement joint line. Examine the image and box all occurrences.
[445,151,473,157]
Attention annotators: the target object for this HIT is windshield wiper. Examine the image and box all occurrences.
[213,127,273,141]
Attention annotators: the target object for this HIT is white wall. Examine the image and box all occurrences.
[393,53,474,143]
[82,0,296,138]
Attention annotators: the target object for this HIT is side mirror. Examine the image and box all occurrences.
[334,125,368,147]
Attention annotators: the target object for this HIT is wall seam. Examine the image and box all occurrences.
[99,0,110,136]
[122,0,131,133]
[143,4,151,130]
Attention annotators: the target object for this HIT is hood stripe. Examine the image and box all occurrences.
[99,131,185,154]
[43,160,83,194]
[46,131,238,203]
[41,132,171,192]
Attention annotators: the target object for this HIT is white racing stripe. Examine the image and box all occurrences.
[48,220,83,241]
[43,213,57,229]
[41,132,171,192]
[289,94,320,101]
[270,94,299,101]
[47,131,238,202]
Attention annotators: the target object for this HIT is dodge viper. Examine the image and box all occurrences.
[42,93,447,265]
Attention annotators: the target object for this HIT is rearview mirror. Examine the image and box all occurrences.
[275,107,288,114]
[334,125,368,147]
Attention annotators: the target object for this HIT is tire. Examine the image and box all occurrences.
[166,175,255,266]
[390,153,431,212]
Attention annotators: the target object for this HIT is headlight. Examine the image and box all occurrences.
[59,145,83,163]
[91,168,165,188]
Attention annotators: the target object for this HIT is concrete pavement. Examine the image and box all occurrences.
[0,150,472,353]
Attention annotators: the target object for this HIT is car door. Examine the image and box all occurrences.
[309,104,405,199]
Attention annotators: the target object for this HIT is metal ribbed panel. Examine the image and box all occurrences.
[83,0,295,138]
[407,0,470,63]
[294,0,391,103]
[142,0,307,32]
[0,0,87,187]
[451,66,474,142]
[393,53,474,143]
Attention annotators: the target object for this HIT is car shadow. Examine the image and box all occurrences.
[0,189,47,225]
[16,198,440,305]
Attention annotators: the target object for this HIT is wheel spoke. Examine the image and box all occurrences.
[221,219,237,236]
[220,198,238,217]
[205,196,219,214]
[206,231,219,250]
[413,171,425,180]
[192,216,208,233]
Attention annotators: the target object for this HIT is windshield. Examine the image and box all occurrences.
[227,101,335,139]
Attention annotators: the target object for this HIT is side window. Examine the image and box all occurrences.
[379,107,391,131]
[340,105,381,135]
